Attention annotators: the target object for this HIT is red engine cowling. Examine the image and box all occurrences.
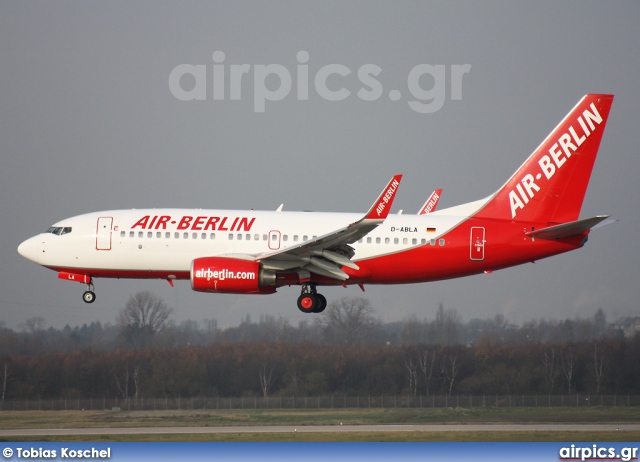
[190,257,276,294]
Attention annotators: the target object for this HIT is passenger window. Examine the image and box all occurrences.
[210,233,215,240]
[202,233,206,239]
[192,232,198,239]
[439,238,445,246]
[254,234,259,240]
[183,232,188,239]
[263,234,268,241]
[283,235,288,242]
[303,235,308,241]
[130,231,134,238]
[430,239,435,246]
[394,238,399,244]
[367,237,372,244]
[229,234,233,240]
[293,235,299,242]
[166,232,170,238]
[246,233,250,240]
[403,238,408,245]
[376,237,381,244]
[157,232,161,238]
[138,232,143,238]
[271,234,277,241]
[175,232,179,239]
[237,233,242,240]
[358,239,363,243]
[421,239,427,245]
[120,231,125,237]
[385,237,390,244]
[412,238,417,245]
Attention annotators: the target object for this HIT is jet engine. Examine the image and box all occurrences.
[190,257,276,294]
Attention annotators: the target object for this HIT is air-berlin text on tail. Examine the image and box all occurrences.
[376,179,400,217]
[509,102,603,218]
[131,215,256,232]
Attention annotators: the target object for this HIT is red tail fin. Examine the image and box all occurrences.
[475,94,613,224]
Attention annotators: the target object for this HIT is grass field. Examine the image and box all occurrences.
[0,407,638,442]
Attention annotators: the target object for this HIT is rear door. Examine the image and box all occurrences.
[470,226,485,261]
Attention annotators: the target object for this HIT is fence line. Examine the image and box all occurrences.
[1,394,639,411]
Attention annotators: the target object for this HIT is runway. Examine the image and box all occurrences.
[2,423,639,437]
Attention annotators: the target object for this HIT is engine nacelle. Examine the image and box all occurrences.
[190,257,276,294]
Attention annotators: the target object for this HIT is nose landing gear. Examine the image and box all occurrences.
[82,280,96,304]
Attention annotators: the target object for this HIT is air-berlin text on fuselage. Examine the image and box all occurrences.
[376,179,400,216]
[131,215,256,231]
[509,102,603,218]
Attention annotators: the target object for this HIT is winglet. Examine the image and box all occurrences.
[418,188,443,215]
[364,174,403,220]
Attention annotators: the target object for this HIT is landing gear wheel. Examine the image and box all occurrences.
[297,293,317,313]
[314,294,327,313]
[83,291,96,304]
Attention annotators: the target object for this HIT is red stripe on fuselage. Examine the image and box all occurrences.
[47,267,190,280]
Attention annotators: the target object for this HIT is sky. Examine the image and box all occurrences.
[1,1,639,330]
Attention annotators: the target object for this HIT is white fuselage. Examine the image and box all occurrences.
[18,205,479,277]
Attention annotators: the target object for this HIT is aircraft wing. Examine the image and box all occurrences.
[254,175,402,280]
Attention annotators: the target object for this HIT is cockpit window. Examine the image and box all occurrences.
[46,226,72,235]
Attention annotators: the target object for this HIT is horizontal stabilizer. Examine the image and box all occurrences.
[525,215,609,240]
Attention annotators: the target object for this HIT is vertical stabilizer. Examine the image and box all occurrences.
[475,94,613,224]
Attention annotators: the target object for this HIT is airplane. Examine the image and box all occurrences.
[18,94,613,314]
[418,189,443,215]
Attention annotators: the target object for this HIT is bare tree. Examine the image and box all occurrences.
[324,297,381,345]
[1,362,8,401]
[417,348,437,396]
[259,358,273,398]
[402,350,418,396]
[115,364,130,399]
[540,347,557,393]
[117,291,173,350]
[441,351,461,396]
[284,358,302,396]
[590,342,609,394]
[560,347,575,394]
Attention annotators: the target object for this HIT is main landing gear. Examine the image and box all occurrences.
[82,280,96,304]
[297,283,327,314]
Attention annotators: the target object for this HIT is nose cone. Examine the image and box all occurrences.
[18,236,39,263]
